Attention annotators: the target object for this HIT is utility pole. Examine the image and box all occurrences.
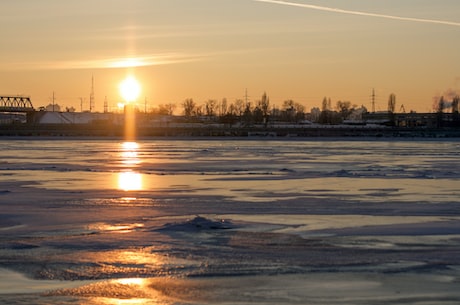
[52,91,55,112]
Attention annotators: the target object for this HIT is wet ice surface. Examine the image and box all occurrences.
[1,139,460,304]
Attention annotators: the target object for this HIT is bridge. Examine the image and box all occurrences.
[0,96,35,112]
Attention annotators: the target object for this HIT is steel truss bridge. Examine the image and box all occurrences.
[0,96,35,112]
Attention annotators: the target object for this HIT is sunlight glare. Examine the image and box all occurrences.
[110,58,144,69]
[118,171,143,191]
[97,297,151,305]
[122,142,139,150]
[121,142,140,166]
[117,278,146,286]
[89,223,145,234]
[120,76,141,103]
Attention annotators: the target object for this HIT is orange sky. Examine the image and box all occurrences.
[1,0,460,113]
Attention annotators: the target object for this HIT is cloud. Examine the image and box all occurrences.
[254,0,460,27]
[1,53,204,71]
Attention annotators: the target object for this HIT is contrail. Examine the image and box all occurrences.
[254,0,460,27]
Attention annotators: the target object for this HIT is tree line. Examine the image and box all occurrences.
[40,92,368,125]
[174,93,367,126]
[42,92,460,126]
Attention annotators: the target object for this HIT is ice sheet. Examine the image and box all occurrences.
[1,139,460,304]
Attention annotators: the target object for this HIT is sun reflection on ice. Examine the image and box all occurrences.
[98,298,152,305]
[88,223,145,234]
[121,142,141,166]
[117,142,143,191]
[122,141,139,150]
[87,278,168,305]
[117,278,146,286]
[118,171,143,191]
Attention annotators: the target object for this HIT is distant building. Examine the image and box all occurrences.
[363,112,458,128]
[35,111,121,125]
[0,113,26,124]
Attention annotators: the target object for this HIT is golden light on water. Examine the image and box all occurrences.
[118,171,143,191]
[97,299,151,305]
[88,223,145,234]
[121,142,140,166]
[117,278,146,286]
[122,141,139,150]
[117,142,142,191]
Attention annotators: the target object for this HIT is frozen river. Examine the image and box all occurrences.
[1,138,460,304]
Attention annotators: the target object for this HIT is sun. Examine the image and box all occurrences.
[119,76,141,103]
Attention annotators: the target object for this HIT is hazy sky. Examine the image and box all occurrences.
[1,0,460,113]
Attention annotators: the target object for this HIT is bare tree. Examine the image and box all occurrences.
[283,99,295,111]
[205,99,217,117]
[388,94,396,113]
[437,96,445,127]
[336,101,352,119]
[227,103,237,116]
[257,92,270,125]
[281,99,305,122]
[220,98,228,117]
[194,104,203,117]
[258,92,270,116]
[282,100,296,122]
[294,103,305,114]
[321,97,331,112]
[167,103,176,116]
[158,103,176,116]
[437,96,445,113]
[182,98,196,117]
[452,96,459,114]
[234,99,245,116]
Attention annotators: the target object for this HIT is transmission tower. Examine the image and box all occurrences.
[104,96,108,113]
[244,88,250,106]
[89,75,95,112]
[371,88,376,113]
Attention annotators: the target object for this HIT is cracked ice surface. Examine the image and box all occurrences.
[1,139,460,304]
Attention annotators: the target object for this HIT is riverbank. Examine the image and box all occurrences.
[2,123,460,138]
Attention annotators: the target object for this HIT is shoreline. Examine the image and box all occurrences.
[2,123,460,138]
[2,134,460,142]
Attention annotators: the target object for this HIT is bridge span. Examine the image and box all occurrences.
[0,96,35,112]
